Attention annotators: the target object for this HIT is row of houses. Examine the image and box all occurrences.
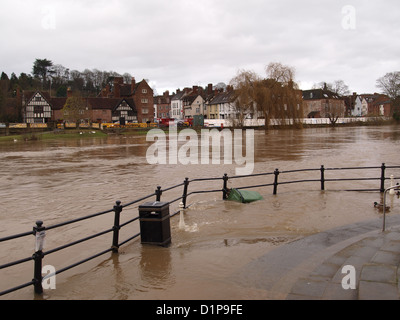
[18,76,394,125]
[155,84,239,121]
[345,93,392,117]
[155,83,393,122]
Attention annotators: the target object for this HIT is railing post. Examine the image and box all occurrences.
[32,220,45,294]
[273,169,280,195]
[182,178,189,208]
[179,202,186,230]
[155,186,162,202]
[380,163,386,193]
[222,174,229,200]
[320,165,325,191]
[112,201,122,253]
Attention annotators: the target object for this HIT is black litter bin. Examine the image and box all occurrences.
[139,201,171,247]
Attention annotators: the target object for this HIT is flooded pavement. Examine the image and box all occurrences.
[0,125,399,299]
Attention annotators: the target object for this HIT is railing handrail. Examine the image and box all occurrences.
[1,163,399,297]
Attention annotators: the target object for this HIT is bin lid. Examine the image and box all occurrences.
[227,188,263,203]
[139,201,169,209]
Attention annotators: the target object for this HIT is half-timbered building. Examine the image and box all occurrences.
[111,99,137,124]
[24,91,53,124]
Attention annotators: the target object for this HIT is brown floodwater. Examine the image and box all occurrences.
[0,125,399,300]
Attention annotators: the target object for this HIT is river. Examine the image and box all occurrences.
[0,125,399,299]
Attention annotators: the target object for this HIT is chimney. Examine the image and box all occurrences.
[114,78,121,98]
[163,90,169,97]
[67,87,73,98]
[131,77,136,93]
[207,83,213,95]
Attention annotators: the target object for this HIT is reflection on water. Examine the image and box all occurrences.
[0,125,400,299]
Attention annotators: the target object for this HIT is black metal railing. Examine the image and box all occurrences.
[0,163,399,297]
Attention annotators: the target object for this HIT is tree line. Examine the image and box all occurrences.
[0,58,134,123]
[1,58,133,98]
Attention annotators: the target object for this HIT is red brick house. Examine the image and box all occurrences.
[154,90,173,119]
[100,77,154,123]
[302,88,345,118]
[369,94,392,117]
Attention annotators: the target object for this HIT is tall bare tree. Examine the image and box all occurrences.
[376,72,400,100]
[266,62,295,85]
[263,63,303,128]
[229,63,303,129]
[313,80,350,96]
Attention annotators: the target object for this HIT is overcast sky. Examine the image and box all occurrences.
[1,0,399,95]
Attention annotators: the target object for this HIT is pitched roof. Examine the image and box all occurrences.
[372,95,391,106]
[209,90,236,105]
[182,94,199,104]
[302,89,342,100]
[172,90,187,100]
[23,91,136,111]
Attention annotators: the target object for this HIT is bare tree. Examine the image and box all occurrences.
[376,72,400,100]
[122,72,133,84]
[264,63,303,128]
[229,70,259,126]
[313,80,350,96]
[266,62,295,85]
[229,63,303,129]
[331,80,350,96]
[325,100,344,126]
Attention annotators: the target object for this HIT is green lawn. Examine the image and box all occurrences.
[0,130,108,142]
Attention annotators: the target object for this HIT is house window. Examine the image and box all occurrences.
[142,89,147,94]
[141,99,148,104]
[142,107,148,114]
[34,106,44,114]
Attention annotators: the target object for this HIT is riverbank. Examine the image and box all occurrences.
[0,118,397,143]
[0,129,107,142]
